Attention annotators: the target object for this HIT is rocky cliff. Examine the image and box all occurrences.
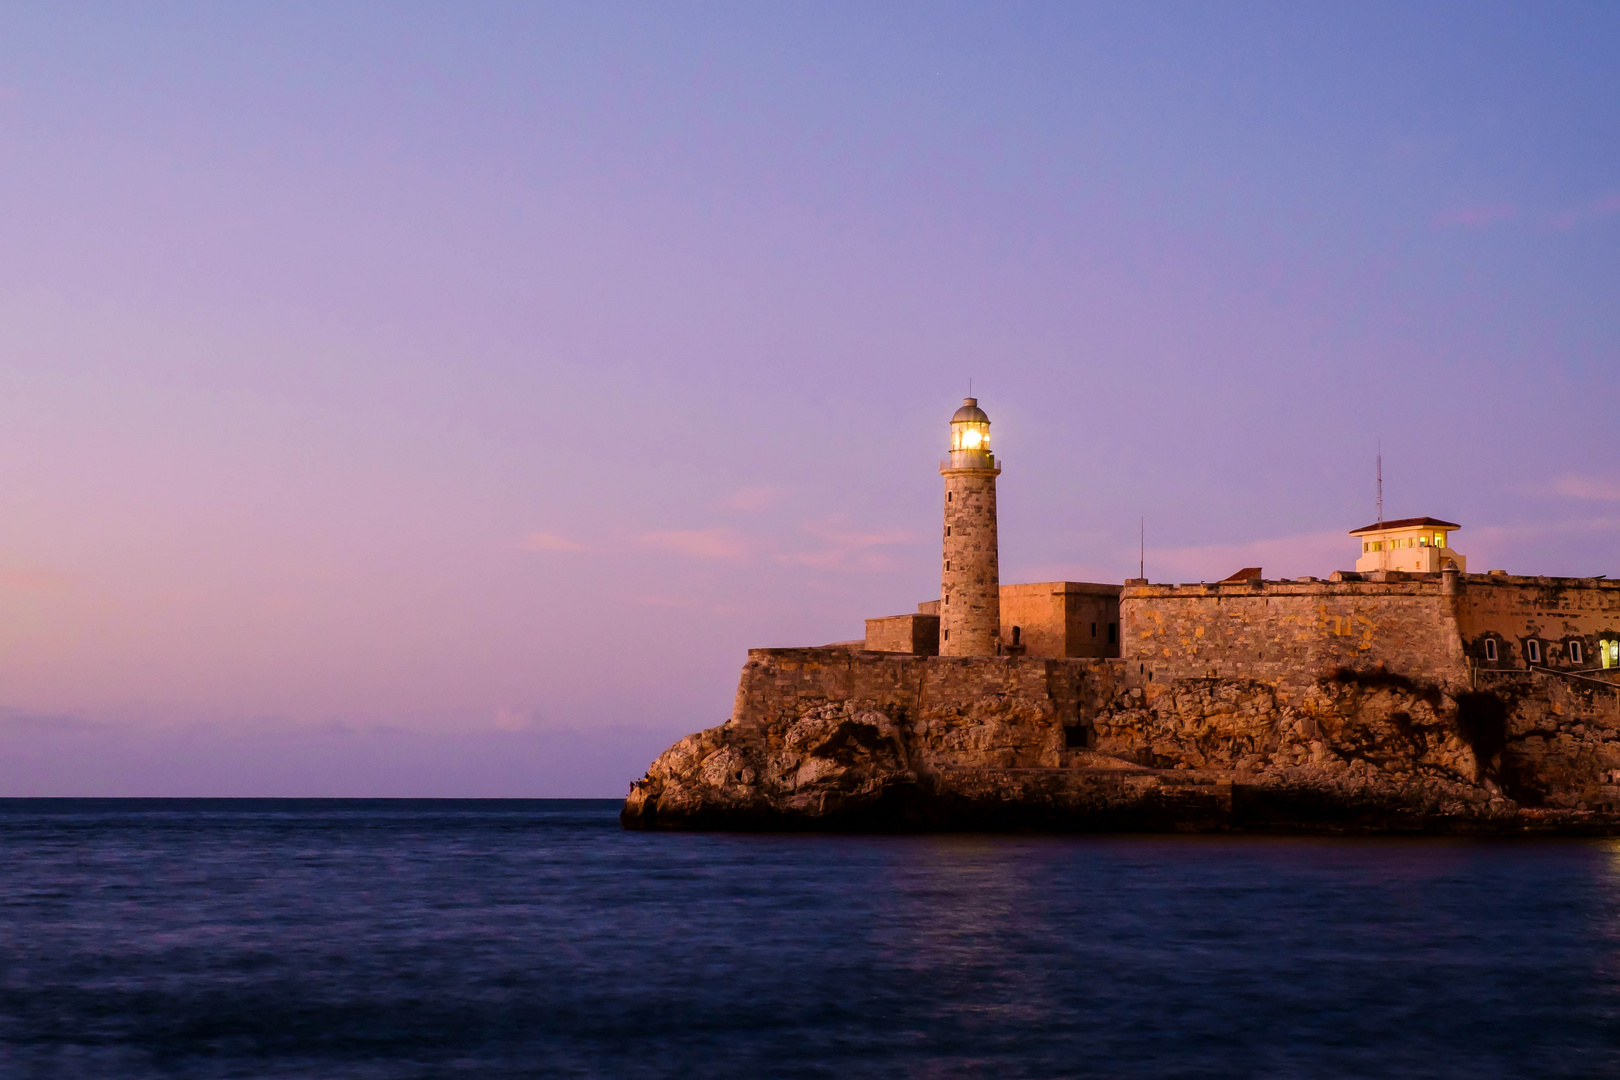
[622,648,1620,834]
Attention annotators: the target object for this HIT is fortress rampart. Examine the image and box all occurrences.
[1122,572,1619,686]
[1455,574,1620,670]
[1122,577,1468,687]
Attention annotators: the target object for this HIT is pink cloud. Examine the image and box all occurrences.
[1147,529,1352,583]
[639,528,751,559]
[718,485,783,513]
[0,565,71,593]
[1461,517,1620,573]
[632,594,741,616]
[1552,475,1620,501]
[634,594,703,608]
[776,517,917,572]
[492,706,544,732]
[1433,203,1516,229]
[1549,193,1620,231]
[518,532,589,552]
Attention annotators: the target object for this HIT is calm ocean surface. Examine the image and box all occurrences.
[1,800,1618,1078]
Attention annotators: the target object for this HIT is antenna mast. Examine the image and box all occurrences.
[1380,440,1393,573]
[1377,443,1387,572]
[1140,517,1145,581]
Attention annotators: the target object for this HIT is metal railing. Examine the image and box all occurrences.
[1528,665,1620,689]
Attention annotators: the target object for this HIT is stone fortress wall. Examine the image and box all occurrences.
[1121,570,1620,689]
[1456,574,1620,671]
[1000,581,1120,659]
[867,582,1120,660]
[1121,576,1469,687]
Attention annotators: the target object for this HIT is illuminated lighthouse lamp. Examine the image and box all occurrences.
[949,398,992,453]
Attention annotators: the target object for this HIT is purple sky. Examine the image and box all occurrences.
[1,3,1616,796]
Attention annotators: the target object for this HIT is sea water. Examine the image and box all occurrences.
[1,799,1617,1078]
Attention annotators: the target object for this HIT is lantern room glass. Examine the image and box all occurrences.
[951,421,990,452]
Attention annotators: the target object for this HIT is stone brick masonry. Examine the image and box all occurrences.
[939,469,999,656]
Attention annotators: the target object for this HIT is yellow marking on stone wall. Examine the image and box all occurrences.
[1355,615,1377,653]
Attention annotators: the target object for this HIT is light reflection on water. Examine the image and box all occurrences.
[1,799,1618,1078]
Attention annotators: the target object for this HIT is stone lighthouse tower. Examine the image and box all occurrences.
[939,397,1001,656]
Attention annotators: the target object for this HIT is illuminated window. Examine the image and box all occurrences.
[1484,638,1498,662]
[1419,536,1429,547]
[1527,640,1541,664]
[1435,533,1446,547]
[1603,639,1619,669]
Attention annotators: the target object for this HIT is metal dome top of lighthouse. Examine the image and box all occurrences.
[951,397,990,426]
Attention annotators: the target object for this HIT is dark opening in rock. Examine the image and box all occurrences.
[1454,691,1509,766]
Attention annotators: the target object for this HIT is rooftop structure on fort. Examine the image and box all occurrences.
[1351,516,1466,574]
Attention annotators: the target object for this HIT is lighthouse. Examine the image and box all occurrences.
[939,397,1001,656]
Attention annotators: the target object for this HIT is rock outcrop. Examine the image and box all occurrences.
[622,648,1620,833]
